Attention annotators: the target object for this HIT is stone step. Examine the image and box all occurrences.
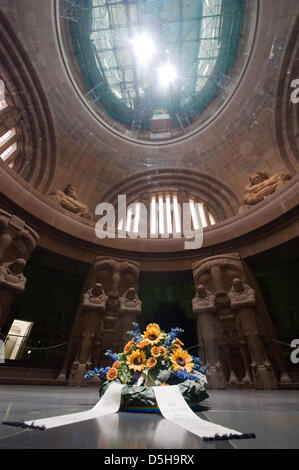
[0,376,67,385]
[0,365,60,379]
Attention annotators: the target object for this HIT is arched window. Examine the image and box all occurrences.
[0,83,18,166]
[118,192,216,238]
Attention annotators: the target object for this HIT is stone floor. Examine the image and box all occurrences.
[0,385,298,449]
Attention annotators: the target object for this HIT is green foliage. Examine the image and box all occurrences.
[100,380,209,410]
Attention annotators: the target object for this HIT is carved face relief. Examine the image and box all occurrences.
[92,283,104,297]
[197,284,207,299]
[125,287,136,300]
[232,278,244,293]
[65,184,78,199]
[8,259,25,275]
[120,270,138,296]
[250,172,268,186]
[95,267,113,295]
[196,272,212,290]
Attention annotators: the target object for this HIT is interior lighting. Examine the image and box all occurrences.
[132,33,156,66]
[158,62,177,87]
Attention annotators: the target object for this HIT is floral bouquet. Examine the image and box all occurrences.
[84,322,209,412]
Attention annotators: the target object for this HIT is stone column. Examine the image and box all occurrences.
[228,278,276,389]
[192,253,289,389]
[192,284,226,389]
[0,209,39,330]
[69,283,108,386]
[59,256,141,384]
[0,259,26,329]
[214,291,239,385]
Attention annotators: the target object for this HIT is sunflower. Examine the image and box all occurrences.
[137,340,148,349]
[124,339,135,354]
[170,349,194,373]
[159,346,167,356]
[143,323,164,345]
[151,346,161,357]
[112,361,119,368]
[107,367,118,381]
[126,349,147,372]
[147,357,157,368]
[172,343,182,351]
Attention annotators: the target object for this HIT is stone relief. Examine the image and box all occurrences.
[192,254,292,389]
[0,210,39,330]
[48,184,92,220]
[239,171,292,213]
[58,257,141,385]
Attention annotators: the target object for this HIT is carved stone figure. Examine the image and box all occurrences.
[192,284,215,312]
[0,209,39,264]
[0,259,27,329]
[67,284,108,386]
[229,278,256,308]
[214,291,239,386]
[59,257,141,384]
[119,287,142,344]
[82,283,108,311]
[48,184,92,220]
[239,171,292,212]
[76,284,107,365]
[192,285,226,389]
[192,254,291,389]
[228,278,275,389]
[0,259,26,292]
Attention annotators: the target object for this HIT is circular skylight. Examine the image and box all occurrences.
[63,0,244,142]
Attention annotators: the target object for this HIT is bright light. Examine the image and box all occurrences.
[158,62,177,87]
[150,196,157,235]
[132,33,156,66]
[158,195,165,235]
[165,195,172,234]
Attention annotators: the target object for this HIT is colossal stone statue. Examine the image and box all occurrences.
[0,209,38,331]
[192,285,226,389]
[0,259,27,329]
[48,184,92,220]
[228,278,275,389]
[192,254,292,389]
[58,257,141,385]
[119,287,142,344]
[69,283,108,386]
[239,171,292,212]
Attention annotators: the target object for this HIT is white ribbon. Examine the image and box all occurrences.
[4,383,253,440]
[153,385,244,439]
[24,382,125,430]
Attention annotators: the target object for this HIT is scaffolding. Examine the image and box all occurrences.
[67,0,243,131]
[60,0,81,22]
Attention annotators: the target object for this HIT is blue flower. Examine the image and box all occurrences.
[173,369,199,382]
[163,327,184,347]
[105,350,119,361]
[127,322,142,342]
[192,356,207,374]
[84,366,110,380]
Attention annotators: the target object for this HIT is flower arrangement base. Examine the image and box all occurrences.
[85,323,209,414]
[100,379,209,414]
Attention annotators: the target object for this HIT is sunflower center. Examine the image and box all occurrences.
[176,357,186,367]
[149,334,157,340]
[133,357,142,365]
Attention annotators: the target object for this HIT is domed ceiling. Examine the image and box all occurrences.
[61,0,244,143]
